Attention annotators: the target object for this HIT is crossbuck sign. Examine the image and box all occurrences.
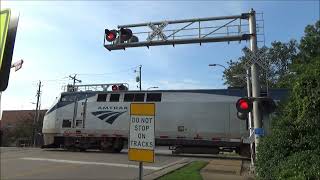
[147,21,168,41]
[243,49,269,70]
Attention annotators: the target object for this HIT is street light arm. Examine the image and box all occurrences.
[208,63,227,70]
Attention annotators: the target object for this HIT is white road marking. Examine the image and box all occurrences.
[20,157,188,171]
[21,157,161,170]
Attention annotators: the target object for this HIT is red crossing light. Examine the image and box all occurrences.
[105,29,117,42]
[119,28,132,41]
[112,85,118,91]
[236,98,253,114]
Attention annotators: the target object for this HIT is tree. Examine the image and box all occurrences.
[223,41,298,89]
[256,56,320,179]
[256,20,320,179]
[297,21,320,64]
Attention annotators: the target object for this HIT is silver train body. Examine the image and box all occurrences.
[42,87,288,155]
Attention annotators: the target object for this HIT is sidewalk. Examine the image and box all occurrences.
[200,159,255,180]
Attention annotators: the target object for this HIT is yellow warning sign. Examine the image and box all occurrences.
[0,9,10,69]
[129,103,155,163]
[128,148,154,163]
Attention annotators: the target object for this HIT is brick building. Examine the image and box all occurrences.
[0,110,47,146]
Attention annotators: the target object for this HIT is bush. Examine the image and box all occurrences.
[256,56,320,179]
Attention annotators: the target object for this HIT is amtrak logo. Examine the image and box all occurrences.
[91,110,126,124]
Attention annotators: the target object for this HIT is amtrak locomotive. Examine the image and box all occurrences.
[42,83,288,156]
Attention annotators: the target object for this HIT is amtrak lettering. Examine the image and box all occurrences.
[98,106,128,110]
[91,109,127,124]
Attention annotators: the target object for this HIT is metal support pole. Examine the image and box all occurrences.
[139,162,143,180]
[248,9,262,156]
[139,65,142,91]
[246,69,255,167]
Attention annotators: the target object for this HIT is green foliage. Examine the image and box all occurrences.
[276,151,320,179]
[223,41,298,88]
[223,20,319,89]
[158,161,208,180]
[249,20,320,180]
[256,56,320,179]
[298,21,320,63]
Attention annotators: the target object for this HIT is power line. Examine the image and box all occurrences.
[77,66,140,77]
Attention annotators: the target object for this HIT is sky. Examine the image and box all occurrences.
[1,0,319,110]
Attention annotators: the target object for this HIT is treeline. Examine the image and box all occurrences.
[224,20,320,179]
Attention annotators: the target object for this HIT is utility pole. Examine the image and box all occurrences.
[33,80,41,147]
[248,9,262,155]
[69,74,82,91]
[69,74,82,87]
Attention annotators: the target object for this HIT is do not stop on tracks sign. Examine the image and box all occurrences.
[129,103,155,163]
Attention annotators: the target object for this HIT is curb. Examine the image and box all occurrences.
[143,159,191,180]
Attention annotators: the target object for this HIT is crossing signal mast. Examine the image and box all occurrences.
[103,12,264,51]
[103,9,270,165]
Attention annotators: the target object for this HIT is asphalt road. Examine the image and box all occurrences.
[1,147,188,180]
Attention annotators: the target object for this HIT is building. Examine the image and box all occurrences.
[0,110,47,147]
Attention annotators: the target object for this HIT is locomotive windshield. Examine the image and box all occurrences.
[60,94,76,102]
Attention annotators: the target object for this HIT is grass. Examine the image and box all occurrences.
[158,161,208,180]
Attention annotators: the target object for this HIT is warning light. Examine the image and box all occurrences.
[112,85,118,91]
[236,98,252,114]
[119,28,132,41]
[105,29,117,42]
[236,98,253,120]
[239,99,249,110]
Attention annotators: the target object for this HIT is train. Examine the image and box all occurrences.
[42,83,288,156]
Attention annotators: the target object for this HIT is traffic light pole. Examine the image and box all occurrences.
[248,9,262,155]
[246,69,255,167]
[139,65,142,91]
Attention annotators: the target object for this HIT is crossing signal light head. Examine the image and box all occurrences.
[119,28,132,41]
[118,84,128,91]
[237,112,248,120]
[128,35,139,43]
[260,98,276,114]
[112,85,118,91]
[236,98,253,114]
[105,29,117,42]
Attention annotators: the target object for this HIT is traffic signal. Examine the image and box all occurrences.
[118,84,128,91]
[260,97,276,114]
[119,28,132,41]
[236,97,253,120]
[105,29,117,42]
[112,85,118,91]
[104,28,138,44]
